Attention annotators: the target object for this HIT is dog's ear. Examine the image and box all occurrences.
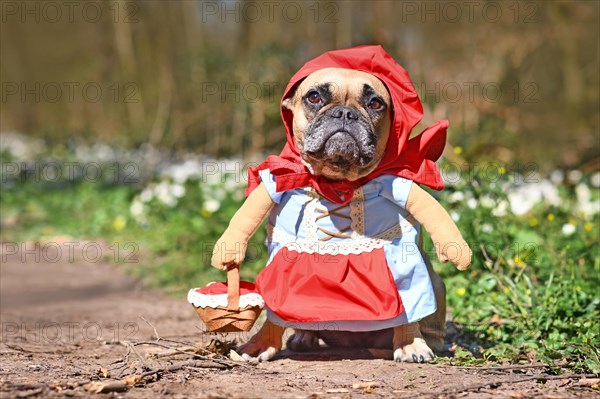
[282,97,293,110]
[282,86,298,110]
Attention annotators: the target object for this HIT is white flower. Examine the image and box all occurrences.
[567,169,583,184]
[171,183,186,198]
[492,200,508,217]
[562,223,576,235]
[467,198,478,209]
[140,187,154,203]
[479,195,496,209]
[448,191,465,203]
[481,223,493,233]
[450,211,460,222]
[591,172,600,188]
[157,192,176,207]
[507,179,560,216]
[575,183,599,218]
[507,190,534,216]
[539,180,561,206]
[0,132,44,161]
[155,181,177,206]
[578,199,600,218]
[576,183,591,203]
[130,200,145,217]
[550,170,564,185]
[204,198,220,213]
[162,159,203,184]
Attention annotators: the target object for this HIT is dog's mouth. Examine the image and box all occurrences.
[305,129,374,168]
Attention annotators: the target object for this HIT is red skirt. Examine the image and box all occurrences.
[255,247,403,323]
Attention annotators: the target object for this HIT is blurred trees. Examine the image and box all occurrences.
[1,0,598,169]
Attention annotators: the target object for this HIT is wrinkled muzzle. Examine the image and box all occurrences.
[303,105,377,168]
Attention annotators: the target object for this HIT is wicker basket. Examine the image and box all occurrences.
[189,266,262,333]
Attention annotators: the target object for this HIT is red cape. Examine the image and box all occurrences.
[247,45,447,204]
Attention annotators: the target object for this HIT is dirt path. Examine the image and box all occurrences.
[0,245,597,399]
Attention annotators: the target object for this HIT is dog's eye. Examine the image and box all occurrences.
[307,91,322,104]
[368,98,384,110]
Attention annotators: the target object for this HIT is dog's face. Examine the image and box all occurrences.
[283,68,392,181]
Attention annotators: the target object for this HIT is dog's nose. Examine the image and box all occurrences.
[329,106,359,121]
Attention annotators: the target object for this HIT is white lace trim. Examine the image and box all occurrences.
[187,289,265,309]
[349,188,365,239]
[303,190,320,242]
[269,219,415,255]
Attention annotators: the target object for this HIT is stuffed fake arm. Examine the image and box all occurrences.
[405,184,472,270]
[211,183,275,270]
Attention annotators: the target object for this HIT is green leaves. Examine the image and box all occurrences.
[437,164,599,373]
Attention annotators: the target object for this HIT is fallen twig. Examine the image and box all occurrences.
[130,340,241,368]
[140,359,229,379]
[126,341,155,370]
[139,315,160,342]
[4,343,73,355]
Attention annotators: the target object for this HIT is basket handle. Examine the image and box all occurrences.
[226,264,240,310]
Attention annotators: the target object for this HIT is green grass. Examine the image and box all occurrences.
[1,164,598,373]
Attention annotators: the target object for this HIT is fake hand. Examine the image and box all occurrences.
[209,183,275,271]
[434,237,472,271]
[211,229,248,270]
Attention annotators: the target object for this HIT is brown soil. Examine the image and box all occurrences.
[1,245,597,399]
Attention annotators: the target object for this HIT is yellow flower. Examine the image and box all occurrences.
[456,287,466,297]
[528,217,538,227]
[112,216,126,231]
[498,166,506,175]
[513,256,526,267]
[547,213,555,222]
[453,146,463,155]
[583,222,593,232]
[503,286,510,294]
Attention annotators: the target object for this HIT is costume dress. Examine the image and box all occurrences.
[246,45,449,331]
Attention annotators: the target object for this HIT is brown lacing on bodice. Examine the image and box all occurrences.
[315,204,353,241]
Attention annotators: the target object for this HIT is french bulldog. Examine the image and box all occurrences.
[232,68,450,363]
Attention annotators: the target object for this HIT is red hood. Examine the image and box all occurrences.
[247,45,447,204]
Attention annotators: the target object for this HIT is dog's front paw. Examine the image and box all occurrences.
[237,338,279,362]
[286,330,320,352]
[393,337,435,363]
[238,342,279,363]
[236,321,283,363]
